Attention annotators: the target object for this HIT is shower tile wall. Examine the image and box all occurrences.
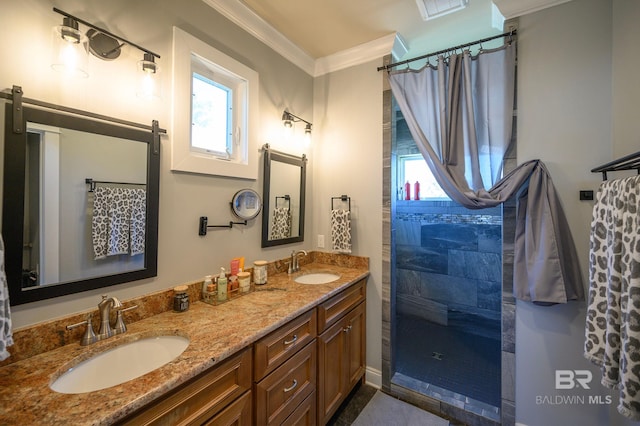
[395,202,502,337]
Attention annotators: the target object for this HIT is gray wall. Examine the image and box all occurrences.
[0,0,314,326]
[516,1,640,425]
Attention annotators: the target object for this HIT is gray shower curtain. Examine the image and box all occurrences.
[388,43,584,304]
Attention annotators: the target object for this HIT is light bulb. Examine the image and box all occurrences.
[51,18,89,78]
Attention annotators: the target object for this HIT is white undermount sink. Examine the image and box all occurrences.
[50,335,189,394]
[294,272,341,285]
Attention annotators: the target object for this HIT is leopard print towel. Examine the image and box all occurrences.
[130,188,146,256]
[0,235,13,361]
[270,207,292,240]
[585,175,640,420]
[331,209,351,254]
[92,186,146,260]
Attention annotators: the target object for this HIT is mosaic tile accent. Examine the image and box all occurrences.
[396,212,502,225]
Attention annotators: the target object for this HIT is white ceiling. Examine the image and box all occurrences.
[203,0,572,76]
[241,0,509,59]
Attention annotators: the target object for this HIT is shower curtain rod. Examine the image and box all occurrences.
[377,29,517,72]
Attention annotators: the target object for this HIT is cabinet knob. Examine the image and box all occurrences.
[283,379,298,393]
[283,334,298,345]
[343,325,353,333]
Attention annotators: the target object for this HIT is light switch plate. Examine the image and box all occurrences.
[318,234,325,248]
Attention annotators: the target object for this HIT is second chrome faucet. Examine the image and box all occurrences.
[98,295,122,339]
[289,250,308,274]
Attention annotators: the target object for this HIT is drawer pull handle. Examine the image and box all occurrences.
[284,379,298,393]
[284,334,298,345]
[343,325,353,333]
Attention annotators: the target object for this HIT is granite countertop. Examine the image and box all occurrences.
[0,262,369,425]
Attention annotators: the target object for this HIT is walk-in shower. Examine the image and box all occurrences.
[389,109,502,422]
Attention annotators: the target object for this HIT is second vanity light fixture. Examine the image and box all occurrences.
[282,110,312,141]
[51,7,161,98]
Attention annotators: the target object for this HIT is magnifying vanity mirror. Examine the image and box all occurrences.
[1,92,161,305]
[231,189,261,220]
[261,145,306,247]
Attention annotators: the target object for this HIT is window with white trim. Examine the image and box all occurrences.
[171,27,258,179]
[191,70,233,158]
[399,154,450,200]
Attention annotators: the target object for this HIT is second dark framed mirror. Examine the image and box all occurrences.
[261,145,306,247]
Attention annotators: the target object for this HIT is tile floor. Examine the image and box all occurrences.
[329,383,453,426]
[327,382,378,426]
[396,313,501,408]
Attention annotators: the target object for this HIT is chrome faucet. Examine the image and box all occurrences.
[97,295,122,340]
[289,250,308,273]
[66,297,137,346]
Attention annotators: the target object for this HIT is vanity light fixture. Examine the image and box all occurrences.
[52,7,161,98]
[51,15,89,78]
[281,110,312,141]
[137,52,161,99]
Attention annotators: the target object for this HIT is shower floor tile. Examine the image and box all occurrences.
[396,313,501,408]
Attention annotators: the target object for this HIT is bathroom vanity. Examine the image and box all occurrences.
[0,257,368,426]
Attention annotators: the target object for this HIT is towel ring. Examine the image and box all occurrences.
[275,195,290,210]
[331,195,351,212]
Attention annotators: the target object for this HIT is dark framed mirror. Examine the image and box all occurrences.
[261,145,306,247]
[2,97,161,305]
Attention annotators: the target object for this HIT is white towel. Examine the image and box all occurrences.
[331,209,352,254]
[0,235,13,361]
[130,188,146,256]
[270,207,292,239]
[585,175,640,420]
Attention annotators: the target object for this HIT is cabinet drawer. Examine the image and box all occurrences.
[203,390,252,426]
[120,348,252,426]
[255,340,317,426]
[317,279,366,333]
[281,391,316,426]
[254,309,316,381]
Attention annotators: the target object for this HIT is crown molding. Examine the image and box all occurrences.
[314,33,406,76]
[202,0,400,77]
[492,0,573,19]
[202,0,316,75]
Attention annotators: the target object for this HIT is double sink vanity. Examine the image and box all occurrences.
[0,253,369,425]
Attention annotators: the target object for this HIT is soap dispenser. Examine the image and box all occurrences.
[217,268,228,302]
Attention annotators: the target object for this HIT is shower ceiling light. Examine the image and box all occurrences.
[416,0,468,21]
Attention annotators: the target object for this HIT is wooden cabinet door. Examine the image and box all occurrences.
[317,301,366,426]
[317,315,347,425]
[345,302,366,390]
